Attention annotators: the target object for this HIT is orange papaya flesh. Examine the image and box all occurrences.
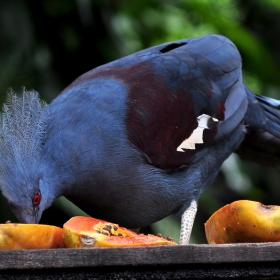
[63,216,178,248]
[205,200,280,244]
[0,223,64,249]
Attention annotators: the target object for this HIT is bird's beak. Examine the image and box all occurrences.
[17,211,37,224]
[8,205,41,224]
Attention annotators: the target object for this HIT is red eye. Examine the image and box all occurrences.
[33,193,41,205]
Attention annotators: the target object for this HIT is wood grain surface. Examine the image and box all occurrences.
[1,243,280,270]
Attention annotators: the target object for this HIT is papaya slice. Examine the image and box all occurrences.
[205,200,280,244]
[0,223,64,249]
[62,216,178,248]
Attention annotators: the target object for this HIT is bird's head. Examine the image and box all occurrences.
[0,89,50,223]
[8,191,43,224]
[1,172,53,223]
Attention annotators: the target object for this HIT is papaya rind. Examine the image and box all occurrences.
[0,223,64,250]
[205,200,280,244]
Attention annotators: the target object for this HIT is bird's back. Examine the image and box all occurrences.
[60,34,246,170]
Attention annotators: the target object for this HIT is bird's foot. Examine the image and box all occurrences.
[179,199,197,245]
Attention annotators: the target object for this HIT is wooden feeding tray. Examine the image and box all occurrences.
[1,243,280,279]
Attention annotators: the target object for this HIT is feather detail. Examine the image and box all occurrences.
[177,114,218,151]
[0,89,47,182]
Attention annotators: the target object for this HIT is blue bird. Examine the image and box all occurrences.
[1,34,280,245]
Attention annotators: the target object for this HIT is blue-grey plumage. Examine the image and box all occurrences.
[0,90,47,223]
[1,34,280,244]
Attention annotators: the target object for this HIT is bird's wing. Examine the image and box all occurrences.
[63,35,248,171]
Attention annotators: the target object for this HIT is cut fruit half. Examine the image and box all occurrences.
[63,216,178,248]
[0,223,64,249]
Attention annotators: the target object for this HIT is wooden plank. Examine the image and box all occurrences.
[0,243,280,270]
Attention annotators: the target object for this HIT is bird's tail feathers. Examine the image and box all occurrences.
[236,86,280,167]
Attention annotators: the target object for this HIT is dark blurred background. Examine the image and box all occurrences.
[1,0,280,243]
